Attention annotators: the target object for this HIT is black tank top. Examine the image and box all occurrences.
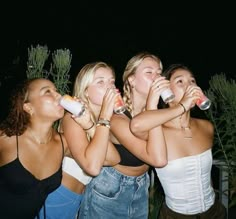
[0,134,64,219]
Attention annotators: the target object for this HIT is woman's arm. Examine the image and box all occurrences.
[61,88,120,176]
[130,105,184,140]
[111,113,167,167]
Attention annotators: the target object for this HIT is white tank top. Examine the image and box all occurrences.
[62,157,92,185]
[155,149,215,215]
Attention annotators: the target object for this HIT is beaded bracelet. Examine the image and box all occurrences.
[178,102,186,114]
[96,119,111,129]
[83,122,95,131]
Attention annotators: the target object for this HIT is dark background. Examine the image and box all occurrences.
[1,2,235,120]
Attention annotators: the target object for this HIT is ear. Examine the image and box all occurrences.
[23,103,33,115]
[128,75,135,88]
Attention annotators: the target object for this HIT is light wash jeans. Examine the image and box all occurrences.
[36,184,83,219]
[79,166,150,219]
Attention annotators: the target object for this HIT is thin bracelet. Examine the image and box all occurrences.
[83,122,95,131]
[179,102,186,114]
[96,123,111,129]
[96,119,111,129]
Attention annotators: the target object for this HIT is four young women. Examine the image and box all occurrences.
[0,54,225,219]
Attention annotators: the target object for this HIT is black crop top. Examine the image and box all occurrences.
[114,110,145,167]
[114,143,145,167]
[0,134,64,219]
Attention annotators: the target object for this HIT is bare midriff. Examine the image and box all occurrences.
[114,164,149,176]
[62,171,85,194]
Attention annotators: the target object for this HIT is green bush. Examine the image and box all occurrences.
[205,73,236,208]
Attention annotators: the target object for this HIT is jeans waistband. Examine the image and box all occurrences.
[58,184,84,199]
[103,167,147,183]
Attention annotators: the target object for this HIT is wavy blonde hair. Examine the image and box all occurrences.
[122,52,163,115]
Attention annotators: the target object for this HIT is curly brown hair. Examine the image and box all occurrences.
[0,78,39,137]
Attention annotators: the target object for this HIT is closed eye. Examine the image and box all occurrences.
[97,80,104,84]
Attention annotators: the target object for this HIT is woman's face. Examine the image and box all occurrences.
[24,79,64,120]
[87,67,115,106]
[169,69,197,103]
[132,57,162,96]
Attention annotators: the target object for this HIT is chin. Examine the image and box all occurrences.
[55,109,65,119]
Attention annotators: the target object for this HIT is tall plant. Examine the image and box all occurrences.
[205,73,236,208]
[50,49,72,95]
[26,44,71,95]
[26,45,50,79]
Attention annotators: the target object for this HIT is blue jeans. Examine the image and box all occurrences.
[79,166,150,219]
[36,184,83,219]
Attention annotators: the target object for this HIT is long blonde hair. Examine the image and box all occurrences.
[122,52,163,115]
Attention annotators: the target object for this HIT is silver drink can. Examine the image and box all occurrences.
[59,94,85,116]
[161,88,175,103]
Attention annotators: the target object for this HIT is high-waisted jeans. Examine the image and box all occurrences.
[79,166,150,219]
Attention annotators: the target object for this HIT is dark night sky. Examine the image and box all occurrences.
[0,2,235,119]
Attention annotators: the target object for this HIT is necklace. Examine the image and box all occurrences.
[181,126,192,139]
[28,128,53,144]
[171,117,192,139]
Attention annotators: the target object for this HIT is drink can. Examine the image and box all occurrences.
[196,93,211,110]
[161,88,175,103]
[59,94,85,116]
[114,90,126,114]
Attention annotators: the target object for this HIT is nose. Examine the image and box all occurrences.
[108,82,116,89]
[152,72,160,81]
[55,91,62,99]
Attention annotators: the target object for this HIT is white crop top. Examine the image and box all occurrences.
[62,157,92,185]
[155,149,215,215]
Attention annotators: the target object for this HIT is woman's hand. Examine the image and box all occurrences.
[146,76,170,110]
[180,85,202,110]
[99,87,117,120]
[71,98,94,130]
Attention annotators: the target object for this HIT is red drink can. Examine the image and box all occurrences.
[114,90,126,114]
[196,93,211,110]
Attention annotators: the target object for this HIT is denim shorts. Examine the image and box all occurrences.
[79,166,150,219]
[36,184,83,219]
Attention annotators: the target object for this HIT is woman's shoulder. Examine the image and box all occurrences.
[0,134,15,157]
[193,117,213,126]
[193,118,214,133]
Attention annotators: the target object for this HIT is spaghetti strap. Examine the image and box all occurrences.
[16,135,19,158]
[58,133,64,160]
